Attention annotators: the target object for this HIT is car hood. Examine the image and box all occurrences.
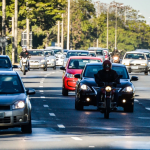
[81,78,132,88]
[0,93,26,105]
[30,56,45,61]
[67,69,83,75]
[0,68,13,71]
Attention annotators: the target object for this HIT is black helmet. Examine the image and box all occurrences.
[103,60,112,71]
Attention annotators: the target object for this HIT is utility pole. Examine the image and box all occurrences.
[61,14,64,49]
[107,5,109,49]
[26,18,30,49]
[115,6,117,48]
[67,0,70,50]
[14,0,18,63]
[57,21,60,47]
[12,17,15,64]
[2,0,6,55]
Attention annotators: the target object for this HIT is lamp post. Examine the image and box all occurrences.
[67,0,70,50]
[107,5,109,49]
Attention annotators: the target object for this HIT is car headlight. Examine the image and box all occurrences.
[123,62,130,66]
[105,86,112,92]
[23,59,27,63]
[122,86,133,92]
[80,84,92,91]
[113,57,118,60]
[66,73,74,78]
[51,59,55,62]
[141,63,147,66]
[12,101,25,109]
[41,59,45,62]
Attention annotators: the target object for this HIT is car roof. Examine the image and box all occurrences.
[69,56,102,60]
[86,62,126,67]
[0,55,10,58]
[135,49,150,53]
[67,50,89,52]
[125,51,146,54]
[0,71,17,75]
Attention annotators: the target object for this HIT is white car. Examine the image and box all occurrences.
[122,51,148,75]
[45,46,64,66]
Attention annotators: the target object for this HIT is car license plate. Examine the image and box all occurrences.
[131,66,138,69]
[0,112,4,118]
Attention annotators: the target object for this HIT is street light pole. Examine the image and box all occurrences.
[67,0,70,50]
[12,17,15,64]
[61,14,64,49]
[115,6,117,48]
[107,5,109,49]
[57,21,60,47]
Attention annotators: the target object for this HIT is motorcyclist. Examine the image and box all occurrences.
[19,46,30,70]
[94,60,119,110]
[111,47,120,57]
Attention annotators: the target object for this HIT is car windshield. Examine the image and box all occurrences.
[144,53,150,59]
[0,75,24,94]
[96,50,103,56]
[83,65,129,79]
[68,59,101,69]
[29,51,44,56]
[66,52,89,58]
[52,49,62,54]
[90,52,96,57]
[0,58,11,68]
[125,53,146,60]
[44,51,53,56]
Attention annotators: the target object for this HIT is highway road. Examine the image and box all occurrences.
[0,67,150,150]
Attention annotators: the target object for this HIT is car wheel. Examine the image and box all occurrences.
[75,100,83,110]
[43,67,47,71]
[21,117,32,133]
[53,66,56,70]
[62,87,68,96]
[124,105,134,113]
[144,71,148,75]
[128,68,131,73]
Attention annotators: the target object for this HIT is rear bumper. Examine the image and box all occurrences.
[64,77,78,91]
[47,61,55,67]
[126,65,148,72]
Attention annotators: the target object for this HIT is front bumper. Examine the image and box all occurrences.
[126,65,148,72]
[30,62,46,69]
[56,59,64,66]
[47,61,55,67]
[64,77,78,91]
[0,109,30,127]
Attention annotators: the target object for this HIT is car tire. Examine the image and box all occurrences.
[62,87,68,96]
[53,66,56,70]
[23,66,26,75]
[44,67,47,71]
[128,68,131,73]
[75,100,83,110]
[124,105,134,113]
[144,71,148,75]
[21,117,32,133]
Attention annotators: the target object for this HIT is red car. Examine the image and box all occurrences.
[60,56,102,96]
[104,50,109,60]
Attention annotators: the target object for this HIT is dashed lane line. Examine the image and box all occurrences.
[145,107,150,111]
[71,137,82,141]
[57,124,65,128]
[41,96,45,98]
[138,117,150,119]
[49,113,56,116]
[39,90,44,92]
[39,86,43,87]
[89,146,95,148]
[43,105,49,107]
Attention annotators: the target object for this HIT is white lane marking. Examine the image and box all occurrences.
[89,146,95,148]
[43,105,49,107]
[39,86,43,87]
[40,81,43,83]
[57,124,65,128]
[49,113,55,116]
[71,137,82,141]
[39,90,44,92]
[41,96,45,98]
[138,117,150,119]
[52,72,55,73]
[134,99,139,102]
[145,107,150,111]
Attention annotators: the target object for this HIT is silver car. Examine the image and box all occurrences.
[88,47,105,62]
[0,71,35,133]
[44,50,56,70]
[28,49,47,71]
[63,50,90,67]
[122,51,149,75]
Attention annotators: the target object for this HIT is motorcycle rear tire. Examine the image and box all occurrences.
[104,98,110,119]
[23,66,26,75]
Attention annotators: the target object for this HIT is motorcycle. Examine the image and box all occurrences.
[20,56,30,75]
[112,55,120,63]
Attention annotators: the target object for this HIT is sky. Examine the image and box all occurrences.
[93,0,150,24]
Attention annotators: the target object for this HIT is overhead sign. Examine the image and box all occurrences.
[21,32,33,47]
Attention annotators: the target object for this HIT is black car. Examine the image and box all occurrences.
[74,63,138,112]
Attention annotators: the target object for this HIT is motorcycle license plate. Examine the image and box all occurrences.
[0,112,4,118]
[131,66,138,69]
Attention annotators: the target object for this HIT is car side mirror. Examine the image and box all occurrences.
[12,65,19,68]
[131,76,138,81]
[74,74,81,78]
[60,66,66,70]
[26,88,36,95]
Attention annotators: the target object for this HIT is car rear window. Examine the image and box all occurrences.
[83,65,129,79]
[124,53,146,60]
[66,52,89,58]
[68,59,101,69]
[0,58,11,68]
[44,51,53,56]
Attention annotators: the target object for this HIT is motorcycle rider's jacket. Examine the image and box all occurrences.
[111,50,120,57]
[20,51,30,58]
[94,69,119,86]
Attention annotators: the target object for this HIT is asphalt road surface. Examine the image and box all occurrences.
[0,68,150,150]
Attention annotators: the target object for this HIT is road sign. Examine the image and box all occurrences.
[21,32,33,48]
